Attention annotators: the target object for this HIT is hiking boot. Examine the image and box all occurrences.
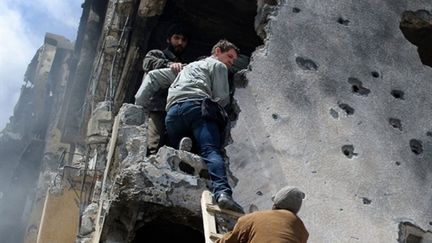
[217,193,245,214]
[179,137,192,152]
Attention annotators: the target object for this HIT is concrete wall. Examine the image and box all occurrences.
[227,0,432,242]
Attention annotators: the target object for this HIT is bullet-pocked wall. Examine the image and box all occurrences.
[226,1,432,242]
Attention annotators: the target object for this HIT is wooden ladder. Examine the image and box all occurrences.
[201,190,244,243]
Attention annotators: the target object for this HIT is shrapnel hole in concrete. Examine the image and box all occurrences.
[295,56,319,71]
[337,17,350,26]
[348,77,370,96]
[371,71,380,78]
[426,131,432,137]
[391,90,405,100]
[341,144,357,158]
[362,197,372,205]
[293,7,301,13]
[389,118,403,131]
[395,161,401,166]
[409,139,423,155]
[400,10,432,67]
[329,108,339,119]
[338,102,355,115]
[133,222,204,243]
[272,113,279,120]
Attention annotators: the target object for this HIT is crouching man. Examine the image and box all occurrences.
[217,186,309,243]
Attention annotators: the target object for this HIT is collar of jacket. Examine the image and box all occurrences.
[163,48,179,62]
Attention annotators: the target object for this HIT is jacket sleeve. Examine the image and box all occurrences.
[142,50,169,72]
[216,216,249,243]
[135,68,177,108]
[211,61,230,107]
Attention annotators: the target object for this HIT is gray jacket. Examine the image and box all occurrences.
[166,56,230,110]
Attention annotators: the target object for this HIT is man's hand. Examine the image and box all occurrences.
[169,62,183,73]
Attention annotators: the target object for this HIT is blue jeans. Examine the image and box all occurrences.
[165,100,232,199]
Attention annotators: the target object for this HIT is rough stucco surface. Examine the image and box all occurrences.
[227,1,432,242]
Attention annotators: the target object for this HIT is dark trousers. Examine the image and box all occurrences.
[165,100,232,199]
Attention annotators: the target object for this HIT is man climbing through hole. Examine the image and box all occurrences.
[164,39,244,213]
[136,24,189,156]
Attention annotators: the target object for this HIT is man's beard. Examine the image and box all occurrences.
[168,44,184,56]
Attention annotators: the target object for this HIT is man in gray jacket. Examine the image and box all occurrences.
[165,40,244,213]
[138,24,189,155]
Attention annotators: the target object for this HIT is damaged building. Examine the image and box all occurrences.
[1,0,432,242]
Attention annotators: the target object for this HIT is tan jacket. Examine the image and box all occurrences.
[216,209,309,243]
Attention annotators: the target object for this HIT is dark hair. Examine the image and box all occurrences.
[211,39,240,55]
[166,24,190,40]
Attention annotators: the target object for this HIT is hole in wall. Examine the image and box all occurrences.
[391,90,405,100]
[338,103,355,115]
[124,0,263,103]
[362,197,372,205]
[295,57,319,71]
[371,71,380,78]
[329,108,339,119]
[337,17,350,25]
[400,10,432,68]
[409,139,423,155]
[293,7,301,13]
[341,145,358,158]
[348,77,370,96]
[389,118,403,131]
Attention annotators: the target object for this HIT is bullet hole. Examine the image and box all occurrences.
[429,222,432,226]
[409,139,423,155]
[256,191,263,196]
[249,204,259,213]
[292,7,301,13]
[388,118,403,131]
[337,17,350,25]
[426,131,432,137]
[329,108,339,119]
[395,161,401,166]
[362,197,372,205]
[272,113,279,120]
[339,208,344,211]
[371,71,380,78]
[311,170,317,174]
[342,145,358,158]
[295,57,318,71]
[391,90,405,100]
[179,161,195,175]
[338,103,355,115]
[348,77,370,96]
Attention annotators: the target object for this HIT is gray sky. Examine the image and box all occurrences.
[0,0,82,130]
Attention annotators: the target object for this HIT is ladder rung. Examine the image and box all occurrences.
[210,232,224,241]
